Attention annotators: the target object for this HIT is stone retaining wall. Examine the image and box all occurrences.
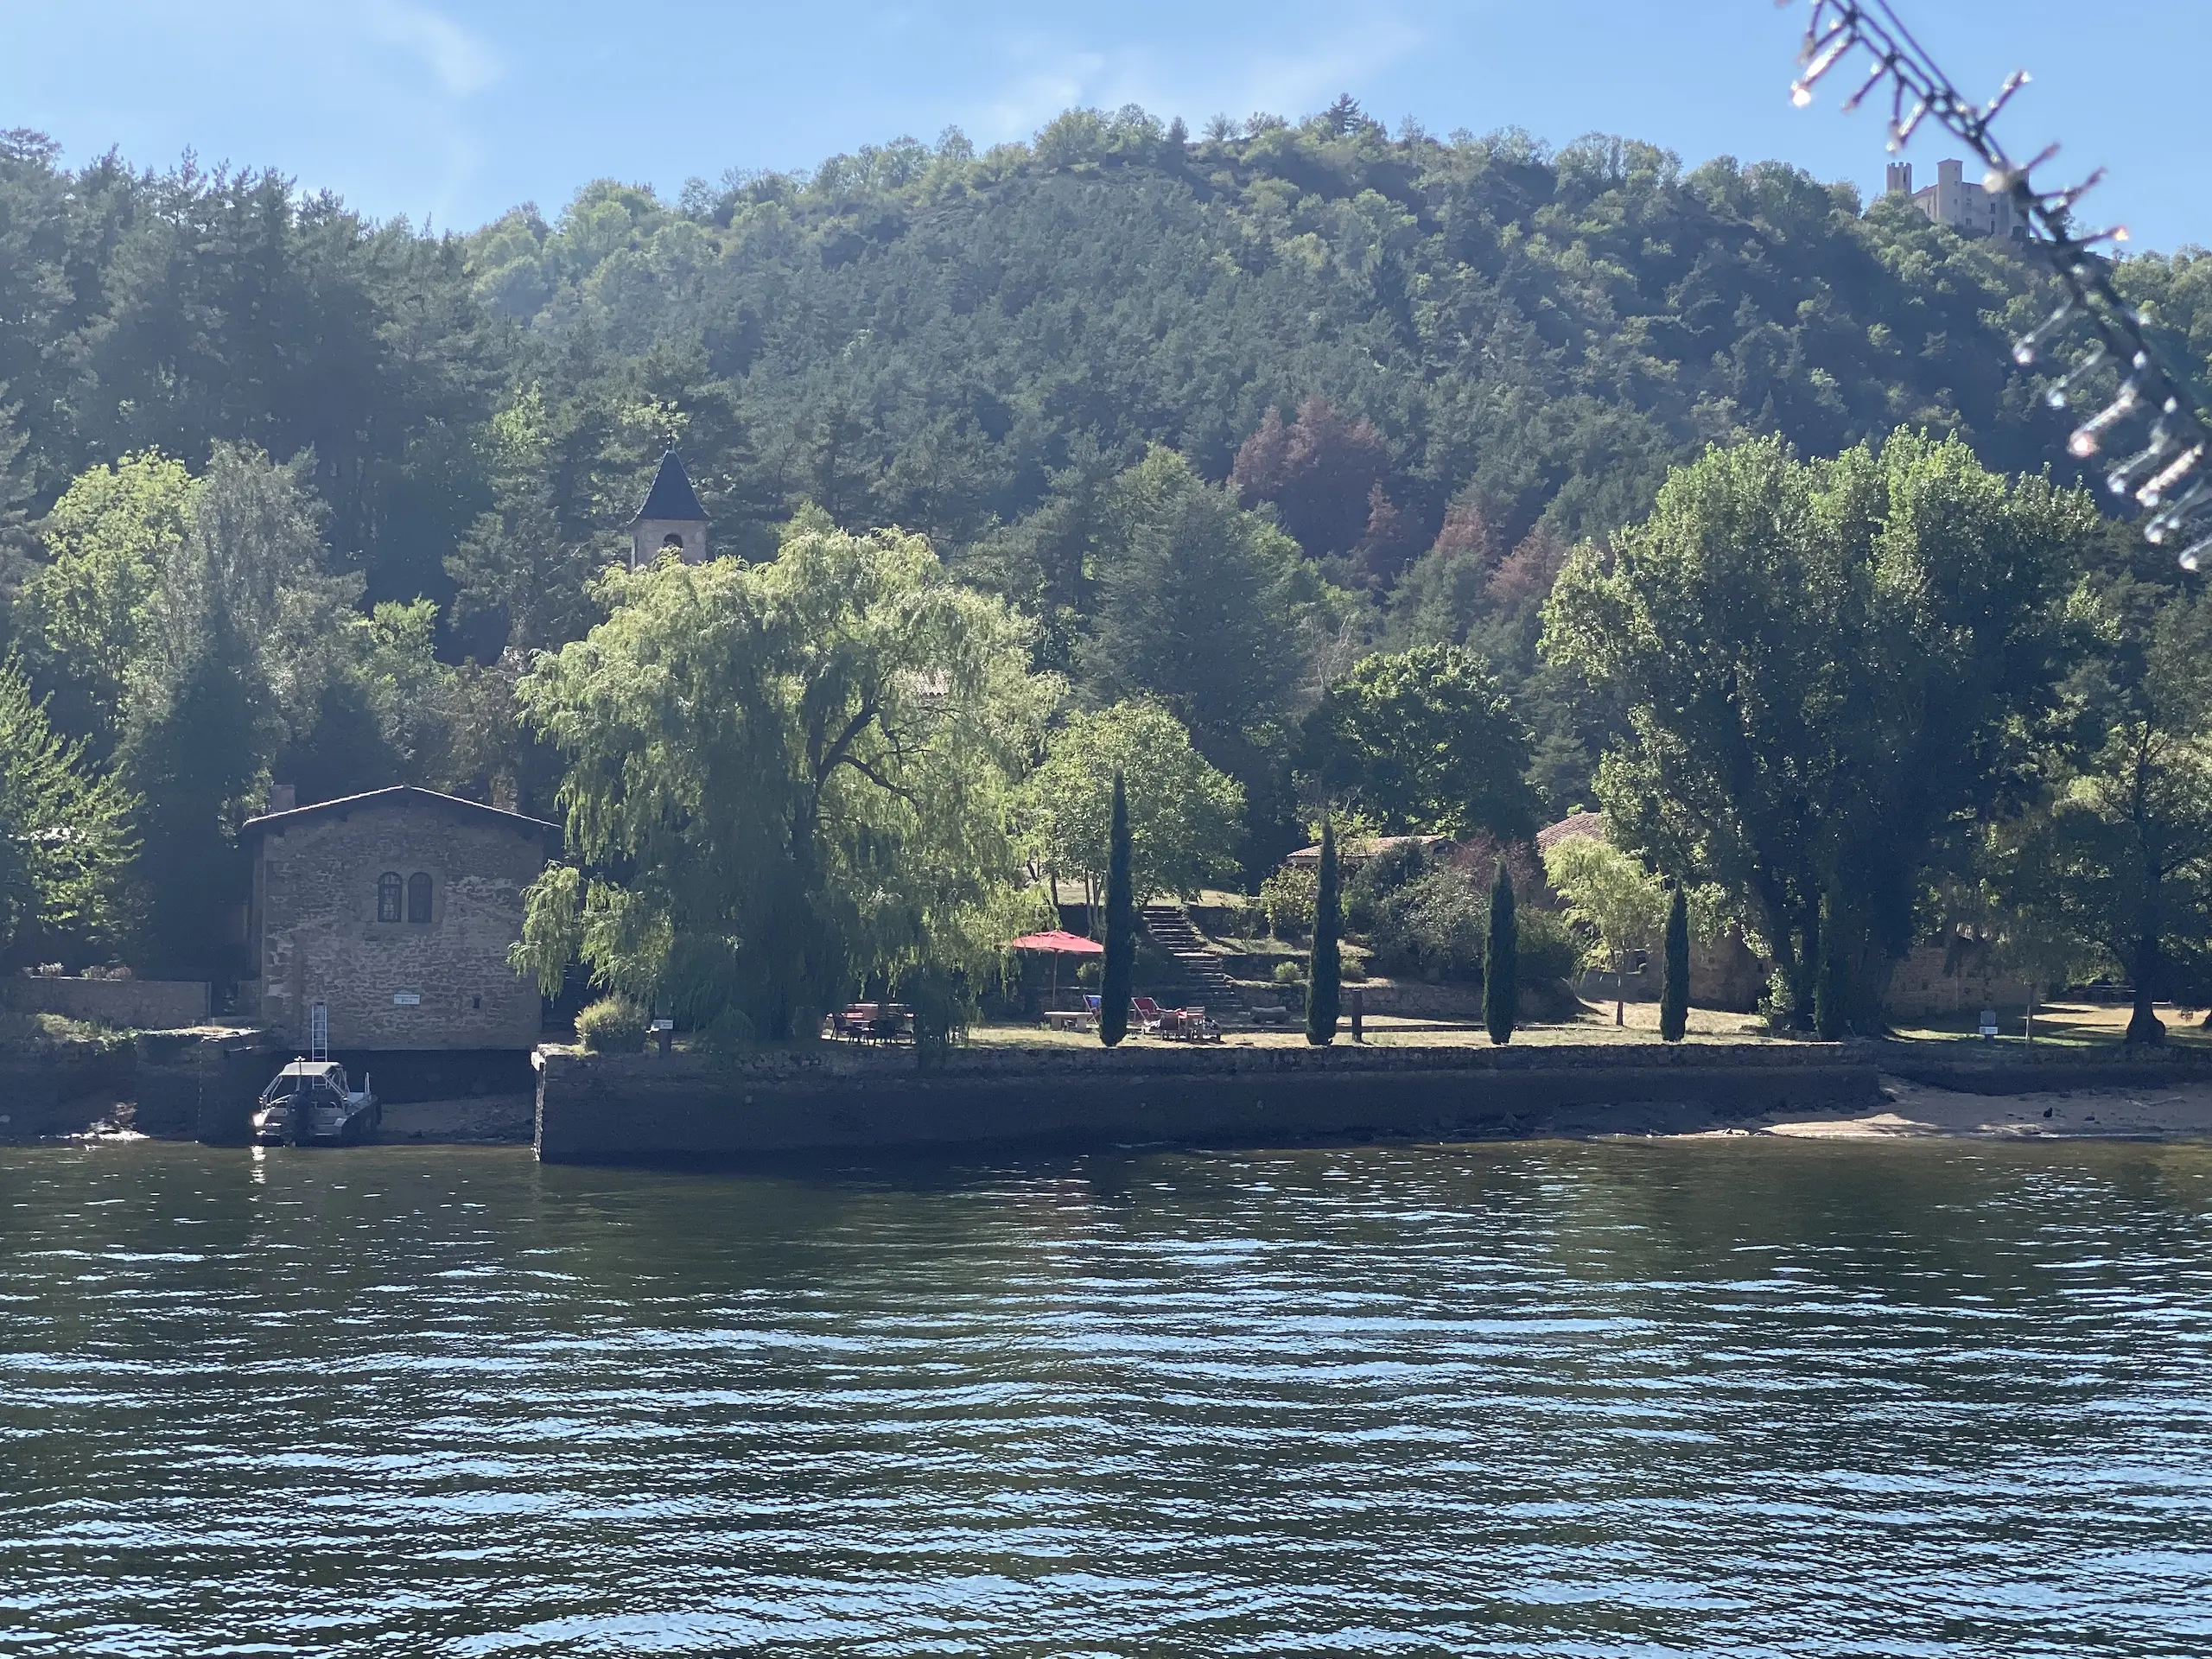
[3,976,209,1029]
[0,1028,273,1143]
[535,1041,1878,1164]
[1858,1041,2212,1096]
[0,1045,135,1140]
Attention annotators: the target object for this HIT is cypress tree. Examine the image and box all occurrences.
[1660,884,1690,1043]
[1099,769,1134,1046]
[122,608,268,979]
[1484,856,1517,1046]
[1305,817,1341,1046]
[1813,889,1849,1040]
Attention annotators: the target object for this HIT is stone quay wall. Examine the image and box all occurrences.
[534,1041,1879,1165]
[1855,1040,2212,1096]
[0,1027,272,1143]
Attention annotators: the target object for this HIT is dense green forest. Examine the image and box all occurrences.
[3,103,2211,1023]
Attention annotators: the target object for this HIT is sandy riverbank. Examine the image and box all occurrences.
[1753,1075,2212,1141]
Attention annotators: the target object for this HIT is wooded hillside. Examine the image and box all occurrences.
[5,104,2210,985]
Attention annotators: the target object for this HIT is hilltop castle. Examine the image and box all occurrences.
[1885,159,2024,243]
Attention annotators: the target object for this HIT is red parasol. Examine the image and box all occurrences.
[1004,930,1104,956]
[1005,929,1104,1008]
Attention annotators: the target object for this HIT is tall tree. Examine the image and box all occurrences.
[1305,815,1341,1045]
[1660,884,1690,1043]
[1484,858,1518,1046]
[1297,644,1537,840]
[1542,833,1669,1027]
[17,450,195,748]
[0,660,137,965]
[1231,397,1395,559]
[118,602,267,978]
[120,444,341,976]
[445,388,606,658]
[1019,701,1244,906]
[1100,770,1134,1048]
[1078,448,1326,758]
[514,520,1051,1043]
[1986,580,2212,1045]
[1544,429,2094,1031]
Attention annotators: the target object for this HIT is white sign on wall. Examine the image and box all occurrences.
[392,992,421,1006]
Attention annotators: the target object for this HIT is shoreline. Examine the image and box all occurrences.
[15,1038,2212,1154]
[1751,1073,2212,1142]
[29,1075,2212,1154]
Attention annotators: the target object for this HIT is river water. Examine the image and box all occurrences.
[1,1137,2209,1656]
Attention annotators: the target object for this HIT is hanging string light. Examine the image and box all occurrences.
[1782,0,2212,569]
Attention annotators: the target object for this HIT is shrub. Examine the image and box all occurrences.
[1273,959,1306,986]
[1259,866,1317,939]
[1515,906,1583,985]
[1344,839,1432,932]
[1368,866,1488,980]
[575,995,649,1053]
[1217,896,1263,939]
[901,965,974,1065]
[698,1007,757,1053]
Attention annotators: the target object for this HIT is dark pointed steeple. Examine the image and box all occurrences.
[632,449,706,523]
[630,449,709,566]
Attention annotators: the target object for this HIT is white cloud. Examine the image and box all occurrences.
[973,11,1427,142]
[982,41,1110,137]
[360,0,504,97]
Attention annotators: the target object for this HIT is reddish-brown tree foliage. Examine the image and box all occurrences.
[1353,484,1427,588]
[1230,396,1393,558]
[1484,526,1570,612]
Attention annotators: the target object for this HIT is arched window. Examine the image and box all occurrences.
[407,873,434,925]
[662,531,685,550]
[377,873,403,924]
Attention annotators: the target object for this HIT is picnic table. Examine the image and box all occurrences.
[830,1003,912,1043]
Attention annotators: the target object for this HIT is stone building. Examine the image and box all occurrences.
[630,448,709,568]
[1886,159,2021,241]
[244,786,560,1052]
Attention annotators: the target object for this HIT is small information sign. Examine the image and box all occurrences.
[393,992,422,1007]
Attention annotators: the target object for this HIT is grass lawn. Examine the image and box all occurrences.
[968,997,1783,1051]
[1886,999,2212,1051]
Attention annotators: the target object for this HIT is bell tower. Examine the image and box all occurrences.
[630,449,709,568]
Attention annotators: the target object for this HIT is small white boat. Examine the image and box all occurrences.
[252,1059,380,1147]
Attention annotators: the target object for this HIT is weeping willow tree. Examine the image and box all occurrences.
[513,518,1055,1045]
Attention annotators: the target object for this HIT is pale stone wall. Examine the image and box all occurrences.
[252,803,552,1050]
[631,518,707,567]
[1884,938,2025,1020]
[3,976,208,1029]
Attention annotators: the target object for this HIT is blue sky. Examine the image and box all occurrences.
[3,0,2203,251]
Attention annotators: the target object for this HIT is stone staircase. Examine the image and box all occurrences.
[1141,904,1241,1004]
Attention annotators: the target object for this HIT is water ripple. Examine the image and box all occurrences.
[1,1138,2209,1656]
